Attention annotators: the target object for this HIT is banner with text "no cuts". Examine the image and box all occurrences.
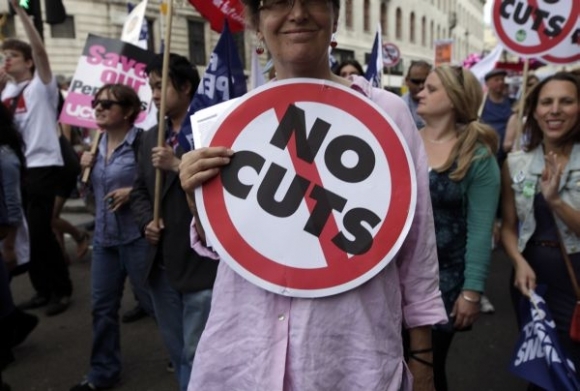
[491,0,580,58]
[192,80,417,298]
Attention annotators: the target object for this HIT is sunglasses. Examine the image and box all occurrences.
[409,78,426,85]
[91,99,126,110]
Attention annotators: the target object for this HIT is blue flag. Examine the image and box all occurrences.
[364,25,383,88]
[178,20,247,152]
[510,289,580,391]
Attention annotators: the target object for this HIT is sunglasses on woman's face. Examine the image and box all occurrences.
[91,99,125,110]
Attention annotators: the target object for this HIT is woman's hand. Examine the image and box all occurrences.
[514,260,536,297]
[179,147,234,194]
[451,290,481,330]
[80,151,96,170]
[152,145,180,172]
[540,151,563,207]
[104,187,132,212]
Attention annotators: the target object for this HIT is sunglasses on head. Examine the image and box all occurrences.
[409,78,426,85]
[91,99,126,110]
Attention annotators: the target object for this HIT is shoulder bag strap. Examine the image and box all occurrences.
[8,82,30,115]
[554,217,580,301]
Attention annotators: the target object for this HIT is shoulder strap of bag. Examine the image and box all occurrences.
[554,219,580,301]
[9,82,30,115]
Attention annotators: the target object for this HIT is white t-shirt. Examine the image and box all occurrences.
[2,72,63,168]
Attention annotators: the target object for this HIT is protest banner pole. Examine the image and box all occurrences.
[81,131,102,184]
[153,0,174,224]
[514,58,530,151]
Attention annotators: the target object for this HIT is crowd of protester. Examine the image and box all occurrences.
[1,0,580,390]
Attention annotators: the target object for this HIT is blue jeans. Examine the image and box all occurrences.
[148,264,212,391]
[88,238,152,388]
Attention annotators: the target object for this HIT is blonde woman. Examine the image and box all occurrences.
[416,65,501,391]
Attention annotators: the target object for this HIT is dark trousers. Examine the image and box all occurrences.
[432,329,455,391]
[24,166,72,298]
[0,260,14,371]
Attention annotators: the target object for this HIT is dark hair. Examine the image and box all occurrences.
[333,59,364,76]
[405,60,431,78]
[2,38,35,75]
[94,84,142,124]
[145,53,201,100]
[241,0,340,28]
[0,104,26,178]
[523,72,580,151]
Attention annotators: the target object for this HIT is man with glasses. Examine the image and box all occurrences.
[0,0,71,316]
[402,60,432,129]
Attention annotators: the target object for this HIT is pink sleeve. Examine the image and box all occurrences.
[190,217,220,260]
[371,89,447,328]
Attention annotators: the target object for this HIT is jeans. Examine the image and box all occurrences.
[88,238,151,388]
[25,166,72,298]
[149,264,212,391]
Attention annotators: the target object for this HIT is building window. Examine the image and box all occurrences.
[232,31,246,68]
[395,8,402,40]
[430,20,434,48]
[409,12,415,43]
[437,25,441,41]
[421,16,426,46]
[363,0,370,32]
[333,48,355,65]
[50,15,75,39]
[146,18,155,52]
[380,2,388,37]
[345,0,353,29]
[187,20,206,66]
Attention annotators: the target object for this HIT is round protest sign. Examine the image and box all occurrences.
[540,17,580,65]
[491,0,580,57]
[195,80,417,298]
[382,43,401,67]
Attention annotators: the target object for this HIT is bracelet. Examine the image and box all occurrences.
[408,351,433,367]
[461,293,481,303]
[408,348,433,354]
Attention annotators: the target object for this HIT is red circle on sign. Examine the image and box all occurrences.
[382,43,401,67]
[492,0,579,56]
[200,81,415,297]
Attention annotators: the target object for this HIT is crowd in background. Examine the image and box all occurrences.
[1,0,580,390]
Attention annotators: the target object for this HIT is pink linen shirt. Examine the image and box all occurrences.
[187,76,447,391]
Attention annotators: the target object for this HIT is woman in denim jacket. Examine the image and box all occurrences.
[71,84,153,391]
[501,72,580,378]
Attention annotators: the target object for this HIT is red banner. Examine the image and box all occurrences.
[188,0,245,33]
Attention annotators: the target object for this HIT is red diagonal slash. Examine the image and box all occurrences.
[274,105,350,267]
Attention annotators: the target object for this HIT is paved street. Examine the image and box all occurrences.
[3,202,528,391]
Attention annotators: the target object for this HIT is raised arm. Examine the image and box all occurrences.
[10,0,52,84]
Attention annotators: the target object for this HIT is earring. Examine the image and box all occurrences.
[256,40,265,55]
[330,34,337,49]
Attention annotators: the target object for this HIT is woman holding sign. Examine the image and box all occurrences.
[501,72,580,377]
[180,1,446,390]
[415,65,501,391]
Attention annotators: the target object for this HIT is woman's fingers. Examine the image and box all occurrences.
[179,147,234,192]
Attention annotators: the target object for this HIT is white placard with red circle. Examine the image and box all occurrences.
[192,79,417,298]
[382,43,401,68]
[540,17,580,65]
[491,0,580,57]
